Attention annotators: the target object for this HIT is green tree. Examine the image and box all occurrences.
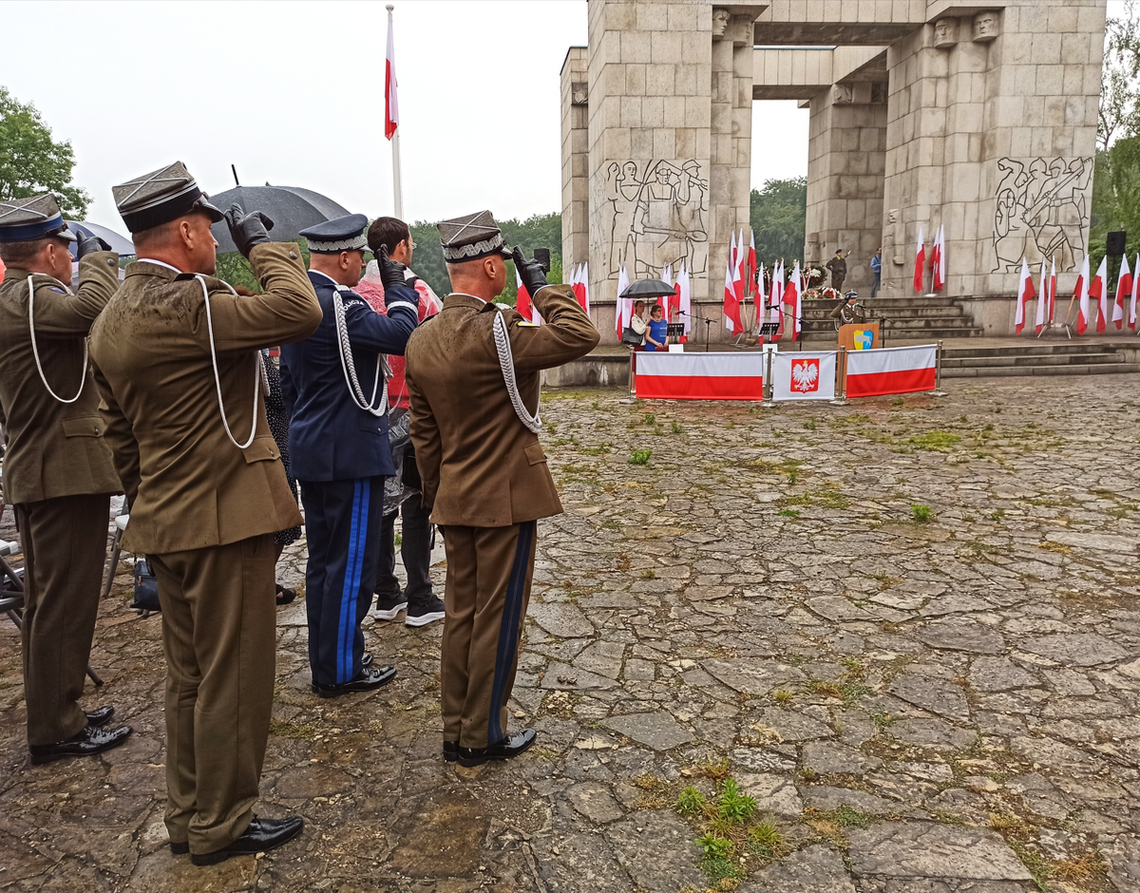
[749,176,806,265]
[1098,0,1140,151]
[0,87,90,217]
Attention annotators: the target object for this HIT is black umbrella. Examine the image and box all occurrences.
[207,185,352,254]
[620,278,676,300]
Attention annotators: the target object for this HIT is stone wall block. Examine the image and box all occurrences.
[652,128,676,159]
[645,63,674,95]
[635,4,668,32]
[651,31,682,61]
[621,30,652,64]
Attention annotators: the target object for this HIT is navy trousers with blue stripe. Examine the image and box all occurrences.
[440,521,537,749]
[300,476,384,686]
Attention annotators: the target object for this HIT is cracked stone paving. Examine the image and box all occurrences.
[3,374,1140,892]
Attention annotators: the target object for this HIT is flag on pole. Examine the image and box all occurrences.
[385,10,399,140]
[1035,257,1048,334]
[747,231,757,297]
[516,266,534,323]
[1131,253,1140,332]
[729,231,737,273]
[931,224,946,292]
[754,261,766,340]
[786,260,802,340]
[1075,254,1090,334]
[677,262,691,338]
[581,261,590,314]
[1113,255,1132,330]
[616,264,630,335]
[772,259,785,340]
[724,261,743,335]
[1015,257,1035,334]
[1048,256,1057,324]
[1090,255,1108,333]
[913,226,926,293]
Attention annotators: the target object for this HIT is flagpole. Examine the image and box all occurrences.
[386,5,404,219]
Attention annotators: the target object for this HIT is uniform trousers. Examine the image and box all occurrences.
[376,494,433,604]
[300,476,384,686]
[440,521,537,749]
[150,533,276,854]
[15,493,111,746]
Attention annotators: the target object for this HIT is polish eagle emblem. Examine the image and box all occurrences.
[791,359,820,392]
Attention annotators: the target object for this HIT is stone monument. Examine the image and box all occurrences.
[562,0,1106,341]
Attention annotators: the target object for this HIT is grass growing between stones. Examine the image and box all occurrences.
[673,772,790,889]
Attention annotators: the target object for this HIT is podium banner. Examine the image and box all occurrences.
[770,351,837,401]
[846,344,936,397]
[636,352,763,400]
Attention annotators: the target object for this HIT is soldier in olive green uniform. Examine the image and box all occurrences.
[0,195,133,764]
[405,212,599,768]
[90,163,321,866]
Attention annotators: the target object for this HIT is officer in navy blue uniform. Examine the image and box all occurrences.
[279,214,419,697]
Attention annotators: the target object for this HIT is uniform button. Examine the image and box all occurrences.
[289,251,298,259]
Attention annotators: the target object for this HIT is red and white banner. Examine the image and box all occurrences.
[384,10,399,140]
[1075,254,1090,334]
[771,350,837,401]
[845,344,937,398]
[635,352,763,401]
[1091,255,1108,333]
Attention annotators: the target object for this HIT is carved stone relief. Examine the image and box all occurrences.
[973,10,999,42]
[933,18,959,49]
[571,82,588,105]
[992,157,1092,272]
[603,159,709,278]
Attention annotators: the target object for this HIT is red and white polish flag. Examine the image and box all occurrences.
[747,231,757,297]
[1075,254,1090,335]
[1048,256,1057,324]
[845,344,937,398]
[913,226,925,293]
[1015,257,1035,335]
[1130,253,1140,332]
[931,224,946,292]
[516,267,534,323]
[1113,255,1132,330]
[724,261,744,335]
[385,10,399,140]
[615,264,630,335]
[1035,257,1048,334]
[636,352,763,401]
[1090,255,1108,334]
[785,261,802,340]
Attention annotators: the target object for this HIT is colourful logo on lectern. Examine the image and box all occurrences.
[854,330,874,350]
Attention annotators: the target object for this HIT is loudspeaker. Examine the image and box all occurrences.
[1107,231,1127,255]
[533,248,551,273]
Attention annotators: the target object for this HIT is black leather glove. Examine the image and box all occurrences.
[376,244,418,291]
[75,231,111,260]
[512,247,548,296]
[224,203,275,259]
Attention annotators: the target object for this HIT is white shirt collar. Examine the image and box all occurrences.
[453,291,487,306]
[136,257,183,274]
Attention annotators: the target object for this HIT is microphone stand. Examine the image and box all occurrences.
[677,309,716,352]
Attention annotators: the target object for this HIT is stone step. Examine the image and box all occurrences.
[943,343,1131,359]
[801,326,985,341]
[941,362,1140,378]
[804,306,968,320]
[941,351,1126,368]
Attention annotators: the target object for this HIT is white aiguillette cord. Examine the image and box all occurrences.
[196,276,268,450]
[492,307,541,433]
[332,283,388,417]
[27,275,86,404]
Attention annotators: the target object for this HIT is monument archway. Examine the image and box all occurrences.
[561,0,1106,342]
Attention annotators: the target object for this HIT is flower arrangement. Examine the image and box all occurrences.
[805,266,825,289]
[804,287,841,301]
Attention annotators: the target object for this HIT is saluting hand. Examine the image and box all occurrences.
[512,247,549,297]
[75,231,112,260]
[224,203,275,259]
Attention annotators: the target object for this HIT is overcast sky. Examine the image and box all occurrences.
[1,0,812,231]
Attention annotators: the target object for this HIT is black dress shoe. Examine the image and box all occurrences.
[309,653,374,693]
[170,841,189,855]
[443,740,458,762]
[314,665,397,698]
[85,705,115,727]
[456,729,537,768]
[190,816,304,866]
[29,724,133,765]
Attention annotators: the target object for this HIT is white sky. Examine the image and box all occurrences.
[0,0,811,232]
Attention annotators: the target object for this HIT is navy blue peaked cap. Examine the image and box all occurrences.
[299,214,368,253]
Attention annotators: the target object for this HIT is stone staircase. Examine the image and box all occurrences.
[800,295,983,341]
[938,343,1140,378]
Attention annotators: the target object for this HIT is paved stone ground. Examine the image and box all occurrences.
[3,374,1140,892]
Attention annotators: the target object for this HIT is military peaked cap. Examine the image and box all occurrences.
[437,210,512,263]
[0,194,77,243]
[112,161,223,233]
[299,214,368,254]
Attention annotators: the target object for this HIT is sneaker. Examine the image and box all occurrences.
[406,595,445,628]
[372,592,408,621]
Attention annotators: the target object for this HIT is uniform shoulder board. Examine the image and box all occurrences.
[49,287,65,293]
[515,320,540,327]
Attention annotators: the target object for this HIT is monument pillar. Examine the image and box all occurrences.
[560,47,589,269]
[804,81,887,295]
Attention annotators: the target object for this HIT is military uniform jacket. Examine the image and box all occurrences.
[89,243,321,554]
[826,256,847,278]
[405,285,600,528]
[0,253,121,504]
[279,271,418,483]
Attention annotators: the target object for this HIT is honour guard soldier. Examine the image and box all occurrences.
[826,248,847,295]
[0,195,133,764]
[278,215,419,697]
[90,162,321,865]
[404,211,599,768]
